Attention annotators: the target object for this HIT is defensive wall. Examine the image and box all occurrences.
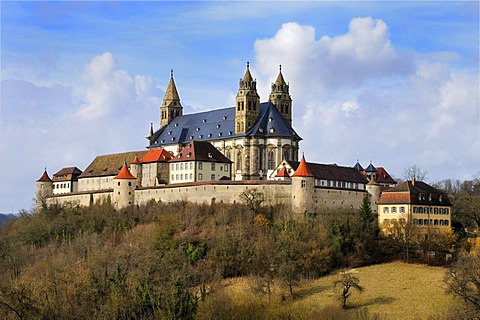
[46,180,368,213]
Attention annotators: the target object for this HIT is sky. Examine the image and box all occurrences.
[1,1,479,213]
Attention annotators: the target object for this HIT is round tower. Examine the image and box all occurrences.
[129,155,142,187]
[291,155,315,218]
[366,178,381,215]
[36,168,53,210]
[113,162,137,209]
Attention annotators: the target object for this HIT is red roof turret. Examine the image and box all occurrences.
[275,166,290,178]
[114,163,136,180]
[37,168,52,182]
[131,156,141,164]
[292,155,314,177]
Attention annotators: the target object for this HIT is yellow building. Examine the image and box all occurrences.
[378,179,452,232]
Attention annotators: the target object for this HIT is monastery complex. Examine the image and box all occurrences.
[36,64,452,231]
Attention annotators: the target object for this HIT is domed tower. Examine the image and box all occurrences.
[113,162,136,209]
[36,168,53,210]
[291,155,315,218]
[160,70,183,127]
[269,65,292,125]
[235,62,260,134]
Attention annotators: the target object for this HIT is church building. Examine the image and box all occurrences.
[148,63,302,180]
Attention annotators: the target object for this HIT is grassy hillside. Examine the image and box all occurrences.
[212,262,453,320]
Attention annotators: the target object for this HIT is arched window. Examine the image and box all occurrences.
[267,151,275,170]
[237,151,242,171]
[283,150,289,161]
[226,150,231,160]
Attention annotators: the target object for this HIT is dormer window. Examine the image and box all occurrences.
[218,132,222,136]
[160,140,164,143]
[168,131,172,135]
[190,136,194,139]
[259,128,264,133]
[207,134,212,138]
[202,119,207,123]
[269,128,275,133]
[199,135,203,139]
[418,194,422,201]
[228,131,232,135]
[174,123,178,127]
[269,117,273,122]
[208,153,212,158]
[196,128,200,131]
[223,116,227,120]
[217,124,221,128]
[439,196,443,202]
[171,137,175,141]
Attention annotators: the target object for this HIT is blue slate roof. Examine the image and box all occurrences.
[365,163,377,173]
[148,102,301,148]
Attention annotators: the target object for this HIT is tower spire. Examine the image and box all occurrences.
[160,69,183,127]
[235,62,260,134]
[270,64,292,125]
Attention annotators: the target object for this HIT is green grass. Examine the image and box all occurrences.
[217,262,454,320]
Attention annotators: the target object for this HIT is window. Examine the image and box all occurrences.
[225,165,228,172]
[445,208,449,215]
[198,162,203,170]
[189,173,193,180]
[392,207,397,213]
[176,163,179,170]
[301,180,306,188]
[171,175,174,181]
[118,182,121,186]
[198,173,203,180]
[434,208,438,214]
[383,207,389,214]
[189,163,193,170]
[176,174,179,180]
[400,206,405,213]
[211,163,216,171]
[267,151,275,170]
[211,174,215,180]
[180,163,183,170]
[128,182,131,186]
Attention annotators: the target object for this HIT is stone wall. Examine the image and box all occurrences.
[46,181,366,214]
[46,190,112,207]
[134,180,292,207]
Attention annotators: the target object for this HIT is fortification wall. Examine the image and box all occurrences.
[135,181,292,207]
[311,188,366,212]
[46,190,112,207]
[44,182,366,213]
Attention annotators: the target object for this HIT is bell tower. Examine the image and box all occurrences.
[269,65,292,125]
[160,70,183,127]
[235,62,260,134]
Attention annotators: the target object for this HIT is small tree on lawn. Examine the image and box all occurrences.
[333,270,364,309]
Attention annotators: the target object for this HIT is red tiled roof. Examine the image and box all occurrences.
[37,169,52,182]
[140,148,172,163]
[378,180,453,206]
[276,166,290,178]
[292,156,314,177]
[169,141,232,163]
[114,164,136,180]
[375,167,397,184]
[131,156,141,164]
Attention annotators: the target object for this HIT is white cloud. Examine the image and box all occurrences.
[254,17,479,181]
[0,52,164,212]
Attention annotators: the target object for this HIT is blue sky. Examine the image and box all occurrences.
[1,1,479,213]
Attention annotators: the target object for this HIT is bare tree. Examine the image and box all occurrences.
[402,165,428,181]
[333,270,364,308]
[239,188,265,213]
[445,254,480,316]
